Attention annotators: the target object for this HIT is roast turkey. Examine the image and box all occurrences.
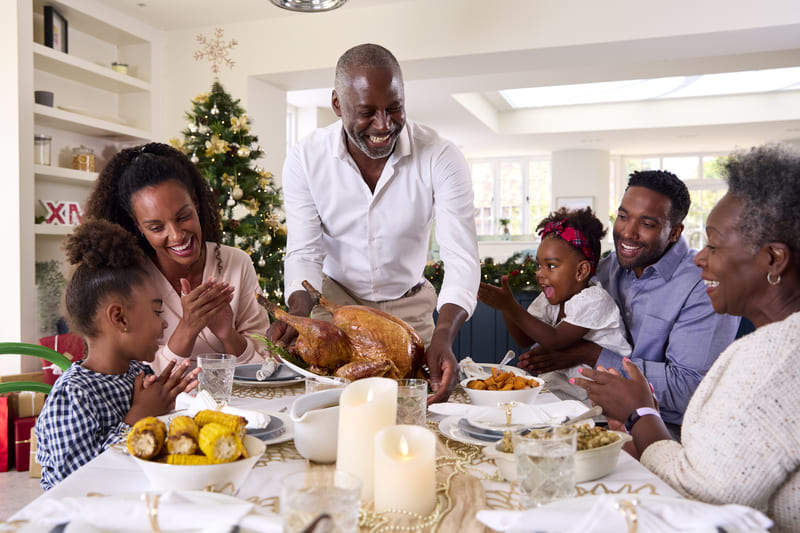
[257,281,425,380]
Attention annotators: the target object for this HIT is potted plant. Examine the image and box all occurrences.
[498,218,511,240]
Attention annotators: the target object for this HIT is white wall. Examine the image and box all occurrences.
[1,0,34,372]
[551,149,611,251]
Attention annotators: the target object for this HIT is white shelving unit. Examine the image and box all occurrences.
[6,0,162,351]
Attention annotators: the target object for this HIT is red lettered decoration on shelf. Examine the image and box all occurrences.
[43,200,83,225]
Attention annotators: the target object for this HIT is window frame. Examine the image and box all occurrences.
[468,155,551,240]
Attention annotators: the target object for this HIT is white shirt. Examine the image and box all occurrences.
[282,120,479,317]
[528,283,631,401]
[527,283,632,358]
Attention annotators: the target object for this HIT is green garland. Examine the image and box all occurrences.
[424,252,539,294]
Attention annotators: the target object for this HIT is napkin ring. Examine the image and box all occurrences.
[142,493,162,532]
[614,499,638,533]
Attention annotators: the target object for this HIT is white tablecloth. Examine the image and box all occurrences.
[8,384,681,531]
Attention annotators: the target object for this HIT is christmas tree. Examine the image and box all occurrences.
[172,81,287,300]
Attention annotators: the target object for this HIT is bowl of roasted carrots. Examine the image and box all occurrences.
[460,367,544,406]
[126,410,265,492]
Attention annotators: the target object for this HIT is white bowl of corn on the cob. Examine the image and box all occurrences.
[126,410,266,493]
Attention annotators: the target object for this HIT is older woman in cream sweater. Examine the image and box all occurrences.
[574,144,800,532]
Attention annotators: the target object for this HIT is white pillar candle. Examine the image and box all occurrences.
[374,425,437,515]
[336,377,397,501]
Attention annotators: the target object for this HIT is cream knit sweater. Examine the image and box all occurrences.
[642,311,800,532]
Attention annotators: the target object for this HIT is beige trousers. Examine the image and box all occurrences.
[311,275,437,348]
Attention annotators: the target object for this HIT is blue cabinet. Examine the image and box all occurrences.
[443,291,539,366]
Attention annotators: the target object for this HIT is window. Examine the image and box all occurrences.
[619,154,728,250]
[469,157,551,237]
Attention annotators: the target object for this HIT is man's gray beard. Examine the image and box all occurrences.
[346,129,397,160]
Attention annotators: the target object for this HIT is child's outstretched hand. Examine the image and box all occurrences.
[478,275,517,312]
[125,360,201,424]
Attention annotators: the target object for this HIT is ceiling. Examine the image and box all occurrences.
[109,0,800,157]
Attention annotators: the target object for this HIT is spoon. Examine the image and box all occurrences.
[562,405,603,426]
[498,350,515,370]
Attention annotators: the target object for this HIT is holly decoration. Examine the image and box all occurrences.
[424,252,539,294]
[172,81,286,300]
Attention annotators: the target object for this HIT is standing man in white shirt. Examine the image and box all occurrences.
[267,43,480,403]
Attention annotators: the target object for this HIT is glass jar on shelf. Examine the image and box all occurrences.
[34,134,52,166]
[72,145,96,172]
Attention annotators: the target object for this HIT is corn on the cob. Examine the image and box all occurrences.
[127,417,167,459]
[166,453,215,465]
[198,422,243,463]
[194,410,247,440]
[167,416,199,455]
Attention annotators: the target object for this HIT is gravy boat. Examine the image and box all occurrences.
[290,388,342,463]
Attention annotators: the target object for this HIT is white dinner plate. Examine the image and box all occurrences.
[233,363,303,387]
[438,415,501,447]
[258,410,293,445]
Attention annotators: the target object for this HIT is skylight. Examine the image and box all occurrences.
[500,67,800,109]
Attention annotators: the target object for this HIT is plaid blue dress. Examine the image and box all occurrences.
[34,360,154,490]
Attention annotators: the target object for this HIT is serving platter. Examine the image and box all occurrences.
[278,356,344,385]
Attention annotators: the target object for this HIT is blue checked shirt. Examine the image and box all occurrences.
[34,360,154,490]
[595,238,741,426]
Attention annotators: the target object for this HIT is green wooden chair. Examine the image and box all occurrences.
[0,342,72,395]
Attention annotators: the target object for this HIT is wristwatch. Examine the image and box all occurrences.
[624,407,660,432]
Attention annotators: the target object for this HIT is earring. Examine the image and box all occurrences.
[767,272,781,286]
[123,327,128,333]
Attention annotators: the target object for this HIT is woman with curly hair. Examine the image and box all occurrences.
[478,206,630,401]
[575,144,800,532]
[84,142,269,373]
[34,219,200,490]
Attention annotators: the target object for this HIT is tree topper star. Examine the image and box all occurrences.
[194,28,238,75]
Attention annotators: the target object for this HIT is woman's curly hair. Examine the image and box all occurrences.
[84,142,221,261]
[724,144,800,268]
[64,219,150,337]
[536,206,607,265]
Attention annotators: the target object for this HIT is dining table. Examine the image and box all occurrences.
[3,375,685,533]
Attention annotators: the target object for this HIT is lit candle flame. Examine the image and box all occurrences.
[399,435,409,458]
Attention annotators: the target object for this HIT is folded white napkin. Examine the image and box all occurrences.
[256,357,279,380]
[14,491,257,531]
[174,391,269,428]
[458,356,489,379]
[477,495,773,533]
[429,401,589,427]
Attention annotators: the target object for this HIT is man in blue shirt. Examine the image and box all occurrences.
[520,170,740,436]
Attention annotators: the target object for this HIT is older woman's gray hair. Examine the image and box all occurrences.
[723,144,800,264]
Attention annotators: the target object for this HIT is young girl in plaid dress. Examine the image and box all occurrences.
[478,207,631,401]
[35,219,200,490]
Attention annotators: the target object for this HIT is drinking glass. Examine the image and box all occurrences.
[513,425,576,508]
[396,379,427,425]
[305,376,350,394]
[196,353,236,403]
[281,470,361,533]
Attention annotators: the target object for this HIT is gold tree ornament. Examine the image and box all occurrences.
[194,28,238,75]
[230,115,250,134]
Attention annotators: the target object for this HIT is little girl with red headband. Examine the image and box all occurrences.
[478,206,631,402]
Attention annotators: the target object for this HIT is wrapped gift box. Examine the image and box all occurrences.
[0,396,8,472]
[14,416,36,471]
[9,391,46,418]
[29,431,41,478]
